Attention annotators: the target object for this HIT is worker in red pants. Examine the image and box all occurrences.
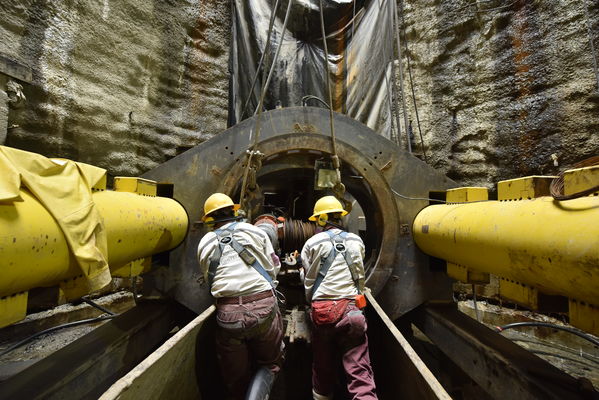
[197,193,284,400]
[301,196,378,400]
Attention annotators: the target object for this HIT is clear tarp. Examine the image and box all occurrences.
[229,0,396,139]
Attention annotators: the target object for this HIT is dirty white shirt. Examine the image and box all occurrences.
[197,222,280,298]
[301,228,365,301]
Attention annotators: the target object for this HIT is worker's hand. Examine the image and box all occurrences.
[291,250,302,268]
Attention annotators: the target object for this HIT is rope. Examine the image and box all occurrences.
[550,156,599,201]
[239,0,293,209]
[239,0,281,120]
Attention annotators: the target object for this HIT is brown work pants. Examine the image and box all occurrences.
[215,295,284,400]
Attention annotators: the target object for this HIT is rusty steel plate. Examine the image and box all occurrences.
[143,107,455,320]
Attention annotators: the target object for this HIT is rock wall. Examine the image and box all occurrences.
[1,0,230,177]
[1,0,597,187]
[399,0,599,188]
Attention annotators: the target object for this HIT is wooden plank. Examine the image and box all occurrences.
[100,305,216,400]
[0,54,32,83]
[365,290,452,400]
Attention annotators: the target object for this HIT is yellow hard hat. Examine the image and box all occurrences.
[202,193,240,221]
[309,196,348,221]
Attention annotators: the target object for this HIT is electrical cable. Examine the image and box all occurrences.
[0,315,117,358]
[81,297,115,316]
[239,0,281,120]
[495,322,599,348]
[301,95,330,109]
[391,188,495,204]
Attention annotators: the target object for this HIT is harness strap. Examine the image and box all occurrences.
[310,230,363,300]
[207,222,274,290]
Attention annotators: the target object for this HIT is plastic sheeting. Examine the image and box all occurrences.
[0,146,111,291]
[229,0,396,139]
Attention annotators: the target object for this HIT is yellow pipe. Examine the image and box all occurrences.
[0,189,188,297]
[413,196,599,305]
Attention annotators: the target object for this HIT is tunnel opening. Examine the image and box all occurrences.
[230,149,383,309]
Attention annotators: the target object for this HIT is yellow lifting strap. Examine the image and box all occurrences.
[0,146,111,291]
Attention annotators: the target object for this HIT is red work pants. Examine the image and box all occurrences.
[311,302,378,400]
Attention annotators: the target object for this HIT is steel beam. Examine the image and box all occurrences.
[411,303,597,400]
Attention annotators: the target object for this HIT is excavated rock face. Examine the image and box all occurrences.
[1,0,230,177]
[1,0,597,187]
[399,0,599,188]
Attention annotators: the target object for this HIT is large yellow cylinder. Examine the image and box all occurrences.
[413,196,599,305]
[0,189,188,297]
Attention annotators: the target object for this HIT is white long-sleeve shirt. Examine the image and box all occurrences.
[301,228,365,301]
[197,222,280,298]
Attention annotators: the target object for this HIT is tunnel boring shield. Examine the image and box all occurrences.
[142,107,455,320]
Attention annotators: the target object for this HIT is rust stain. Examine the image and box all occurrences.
[211,166,222,176]
[510,0,537,174]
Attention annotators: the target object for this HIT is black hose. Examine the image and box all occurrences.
[81,297,116,315]
[0,315,117,358]
[245,366,275,400]
[496,322,599,348]
[301,95,330,109]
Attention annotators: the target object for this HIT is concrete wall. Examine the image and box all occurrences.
[1,0,230,177]
[398,0,599,187]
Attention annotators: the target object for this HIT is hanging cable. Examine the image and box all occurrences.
[496,322,599,348]
[399,0,427,161]
[302,95,330,109]
[391,188,495,204]
[319,0,345,198]
[239,0,294,210]
[239,0,281,120]
[392,0,411,152]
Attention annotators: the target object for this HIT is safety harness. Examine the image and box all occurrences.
[310,230,364,301]
[207,222,274,290]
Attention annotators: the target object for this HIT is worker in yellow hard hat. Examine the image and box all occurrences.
[197,193,284,400]
[301,196,377,400]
